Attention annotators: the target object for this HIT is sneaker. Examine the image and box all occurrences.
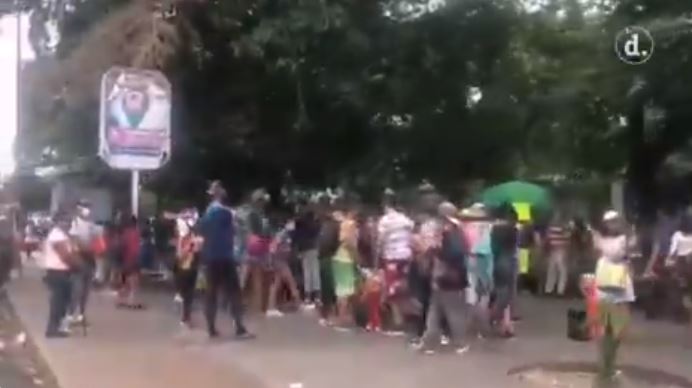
[266,309,284,318]
[440,335,450,346]
[174,294,183,303]
[409,340,424,351]
[455,345,470,355]
[301,303,316,311]
[235,331,257,341]
[423,349,436,355]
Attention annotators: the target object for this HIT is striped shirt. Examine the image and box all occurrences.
[377,210,414,261]
[547,226,570,250]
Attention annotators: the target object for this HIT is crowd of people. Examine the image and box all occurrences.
[35,180,692,386]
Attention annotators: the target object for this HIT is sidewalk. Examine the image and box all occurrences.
[9,269,266,388]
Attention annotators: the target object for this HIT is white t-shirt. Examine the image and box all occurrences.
[669,231,692,257]
[43,227,71,271]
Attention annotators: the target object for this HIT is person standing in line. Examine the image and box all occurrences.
[43,210,78,338]
[376,192,415,333]
[316,198,339,326]
[244,189,273,312]
[414,202,470,355]
[175,212,201,328]
[67,200,99,326]
[643,209,681,320]
[591,210,635,385]
[199,181,254,339]
[461,204,494,338]
[490,203,518,338]
[117,215,144,309]
[294,200,322,309]
[410,184,450,345]
[663,213,692,324]
[331,206,360,329]
[265,217,302,317]
[544,215,571,296]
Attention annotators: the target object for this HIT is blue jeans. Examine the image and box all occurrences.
[45,270,72,335]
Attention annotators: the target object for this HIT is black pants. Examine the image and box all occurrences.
[45,270,72,335]
[204,260,246,335]
[175,266,198,323]
[0,244,12,288]
[318,255,336,317]
[409,262,450,338]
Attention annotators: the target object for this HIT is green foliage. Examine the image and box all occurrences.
[15,0,692,206]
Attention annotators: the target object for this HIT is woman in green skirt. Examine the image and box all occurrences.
[332,209,359,328]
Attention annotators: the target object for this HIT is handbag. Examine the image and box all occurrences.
[595,259,628,291]
[247,234,270,257]
[91,235,107,256]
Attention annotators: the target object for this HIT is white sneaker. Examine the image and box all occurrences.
[440,335,450,346]
[59,320,71,334]
[455,345,470,355]
[302,303,316,311]
[174,294,183,303]
[266,309,284,318]
[74,314,85,324]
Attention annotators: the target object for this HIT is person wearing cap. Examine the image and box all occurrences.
[590,210,635,384]
[414,202,470,354]
[199,180,253,339]
[66,200,99,326]
[43,210,78,338]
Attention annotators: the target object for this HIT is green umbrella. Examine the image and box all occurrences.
[479,180,552,211]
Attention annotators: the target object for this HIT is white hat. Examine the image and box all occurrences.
[603,210,620,221]
[461,203,487,219]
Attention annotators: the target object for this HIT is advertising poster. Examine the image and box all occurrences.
[99,67,171,170]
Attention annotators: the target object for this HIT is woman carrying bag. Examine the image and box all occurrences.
[590,210,636,386]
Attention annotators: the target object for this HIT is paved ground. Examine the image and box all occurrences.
[0,289,60,388]
[9,268,692,388]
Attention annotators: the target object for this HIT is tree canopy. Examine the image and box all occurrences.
[13,0,692,213]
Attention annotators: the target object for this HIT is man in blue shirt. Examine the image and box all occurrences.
[200,181,254,339]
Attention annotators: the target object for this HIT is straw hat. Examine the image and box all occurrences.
[461,203,487,219]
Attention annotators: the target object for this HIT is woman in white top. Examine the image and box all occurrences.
[590,210,635,384]
[665,214,692,323]
[43,211,78,338]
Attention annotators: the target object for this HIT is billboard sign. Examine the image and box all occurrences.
[99,67,171,170]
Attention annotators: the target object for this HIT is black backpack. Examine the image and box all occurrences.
[438,221,469,289]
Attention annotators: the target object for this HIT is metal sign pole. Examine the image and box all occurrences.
[131,170,139,217]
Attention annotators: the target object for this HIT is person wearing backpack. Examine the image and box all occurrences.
[413,202,470,355]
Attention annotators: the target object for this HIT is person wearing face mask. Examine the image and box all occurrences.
[265,216,302,317]
[66,200,99,326]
